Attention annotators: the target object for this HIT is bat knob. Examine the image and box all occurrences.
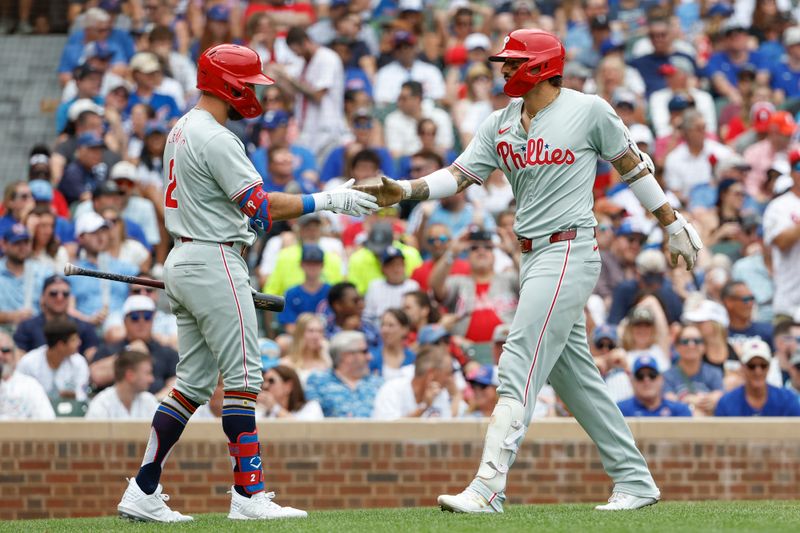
[64,263,77,276]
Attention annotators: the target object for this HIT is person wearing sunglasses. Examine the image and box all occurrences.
[90,295,177,400]
[714,339,800,416]
[0,181,35,238]
[617,355,692,418]
[410,223,470,292]
[0,331,55,420]
[591,324,633,403]
[259,364,323,421]
[13,275,99,361]
[103,273,178,350]
[662,324,723,416]
[722,280,774,351]
[464,364,499,418]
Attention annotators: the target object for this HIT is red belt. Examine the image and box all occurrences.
[179,237,235,247]
[517,228,595,254]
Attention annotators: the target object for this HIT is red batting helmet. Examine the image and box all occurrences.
[490,30,566,98]
[196,44,274,119]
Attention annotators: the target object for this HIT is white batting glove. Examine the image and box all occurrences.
[312,179,379,217]
[665,211,703,270]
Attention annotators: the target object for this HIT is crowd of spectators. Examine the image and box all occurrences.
[2,0,800,422]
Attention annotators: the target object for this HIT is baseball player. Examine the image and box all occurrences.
[117,44,378,522]
[355,30,703,513]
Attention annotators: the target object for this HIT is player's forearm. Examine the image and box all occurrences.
[402,165,473,201]
[267,192,305,221]
[611,148,676,226]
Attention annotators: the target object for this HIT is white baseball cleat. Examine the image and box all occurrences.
[117,478,193,522]
[228,488,308,520]
[438,488,503,514]
[594,491,659,511]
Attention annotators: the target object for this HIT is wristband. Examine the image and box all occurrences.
[301,194,315,214]
[422,168,459,199]
[398,180,412,200]
[665,211,688,235]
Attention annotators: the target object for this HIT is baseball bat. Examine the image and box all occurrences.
[63,263,285,312]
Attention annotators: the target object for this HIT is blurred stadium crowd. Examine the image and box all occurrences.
[1,0,800,423]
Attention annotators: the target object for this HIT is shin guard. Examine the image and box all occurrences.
[475,396,526,493]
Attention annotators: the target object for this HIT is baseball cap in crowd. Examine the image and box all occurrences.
[615,218,646,238]
[611,88,637,109]
[122,294,156,316]
[398,0,423,12]
[593,324,618,345]
[751,102,775,133]
[465,33,491,52]
[635,249,667,275]
[600,37,625,56]
[262,110,290,130]
[74,62,103,80]
[658,55,695,77]
[29,179,53,202]
[108,77,132,95]
[715,154,751,176]
[393,30,417,47]
[83,41,114,61]
[130,52,161,74]
[668,94,694,113]
[563,61,591,79]
[722,18,748,35]
[365,222,394,256]
[418,324,450,345]
[629,123,655,150]
[42,274,68,292]
[740,339,772,365]
[77,132,105,148]
[633,354,660,375]
[467,225,494,242]
[492,323,511,344]
[353,108,374,128]
[94,180,125,198]
[628,306,656,325]
[68,98,104,122]
[3,223,30,244]
[589,15,611,30]
[706,3,735,19]
[769,111,797,137]
[111,161,138,182]
[784,26,800,47]
[381,245,404,265]
[682,299,730,327]
[467,365,499,387]
[74,211,110,237]
[206,4,230,21]
[301,244,325,263]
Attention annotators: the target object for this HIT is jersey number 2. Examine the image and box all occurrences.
[165,158,178,208]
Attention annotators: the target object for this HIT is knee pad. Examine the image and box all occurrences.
[476,396,526,490]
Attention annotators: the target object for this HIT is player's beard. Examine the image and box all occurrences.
[227,106,244,121]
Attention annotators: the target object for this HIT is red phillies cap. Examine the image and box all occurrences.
[751,102,775,133]
[769,110,797,137]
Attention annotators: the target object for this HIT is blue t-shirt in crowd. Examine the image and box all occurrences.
[126,92,181,122]
[56,95,104,134]
[69,256,138,316]
[617,396,692,417]
[629,52,697,97]
[728,322,774,350]
[13,313,99,354]
[250,145,319,193]
[67,29,135,61]
[58,39,127,74]
[320,145,396,183]
[714,385,800,416]
[770,62,800,99]
[662,363,723,397]
[59,161,107,205]
[304,370,384,418]
[703,50,765,87]
[607,279,684,324]
[368,346,416,375]
[0,259,54,314]
[278,283,330,325]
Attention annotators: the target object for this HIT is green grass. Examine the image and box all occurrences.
[2,501,799,532]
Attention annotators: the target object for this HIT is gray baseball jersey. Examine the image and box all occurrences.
[453,88,630,238]
[163,108,260,247]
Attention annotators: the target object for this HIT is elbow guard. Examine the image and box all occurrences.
[237,184,272,232]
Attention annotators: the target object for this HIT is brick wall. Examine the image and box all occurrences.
[1,419,799,519]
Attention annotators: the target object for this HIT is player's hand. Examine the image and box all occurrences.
[352,176,406,207]
[313,178,379,216]
[667,212,703,270]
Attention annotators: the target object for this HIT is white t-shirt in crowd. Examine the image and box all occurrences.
[373,60,446,105]
[0,372,56,420]
[295,46,347,156]
[16,346,89,401]
[363,278,420,325]
[260,399,324,421]
[384,100,455,156]
[663,140,734,198]
[763,190,800,316]
[85,385,159,420]
[372,376,454,420]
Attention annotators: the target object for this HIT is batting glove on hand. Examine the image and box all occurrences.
[312,178,379,217]
[352,176,407,207]
[666,211,703,270]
